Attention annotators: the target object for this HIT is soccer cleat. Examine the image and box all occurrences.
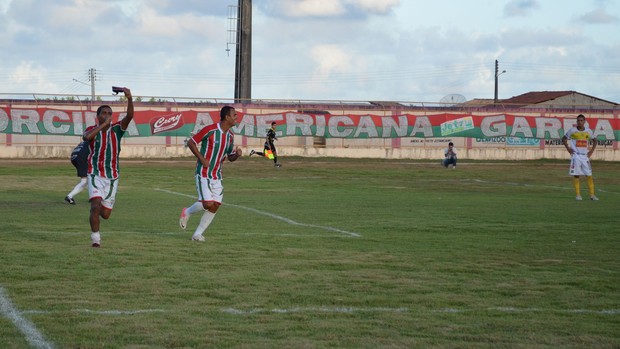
[65,196,76,205]
[92,242,100,248]
[249,149,256,157]
[191,235,205,242]
[274,163,282,168]
[575,196,583,201]
[590,195,599,201]
[179,208,189,230]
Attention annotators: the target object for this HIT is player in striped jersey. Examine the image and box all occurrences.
[179,106,242,242]
[562,114,598,201]
[83,87,134,247]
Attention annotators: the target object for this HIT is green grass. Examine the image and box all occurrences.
[1,157,619,349]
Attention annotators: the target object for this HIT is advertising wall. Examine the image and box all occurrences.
[1,101,618,160]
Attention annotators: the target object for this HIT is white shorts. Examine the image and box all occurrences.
[88,175,119,209]
[195,175,223,204]
[569,154,592,176]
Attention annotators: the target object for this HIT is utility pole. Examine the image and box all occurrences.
[234,0,252,103]
[88,68,97,101]
[494,60,505,104]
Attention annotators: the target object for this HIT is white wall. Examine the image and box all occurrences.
[1,144,618,161]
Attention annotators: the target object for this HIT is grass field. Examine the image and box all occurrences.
[0,157,619,349]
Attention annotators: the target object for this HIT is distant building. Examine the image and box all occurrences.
[462,91,618,109]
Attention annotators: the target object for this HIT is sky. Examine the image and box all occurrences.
[0,0,619,104]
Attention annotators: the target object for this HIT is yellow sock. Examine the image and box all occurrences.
[573,177,580,197]
[586,176,595,197]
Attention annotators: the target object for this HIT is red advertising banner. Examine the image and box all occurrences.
[0,108,618,140]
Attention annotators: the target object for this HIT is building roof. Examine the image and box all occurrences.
[501,91,575,106]
[460,98,495,107]
[500,90,618,107]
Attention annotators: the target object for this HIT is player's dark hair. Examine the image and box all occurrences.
[96,105,111,116]
[220,106,235,121]
[577,114,585,119]
[449,142,454,146]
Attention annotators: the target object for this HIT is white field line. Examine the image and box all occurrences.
[0,286,55,349]
[24,230,344,239]
[22,309,165,315]
[222,306,620,315]
[238,232,350,238]
[24,231,179,236]
[222,307,409,315]
[11,304,620,318]
[155,188,361,238]
[466,178,619,195]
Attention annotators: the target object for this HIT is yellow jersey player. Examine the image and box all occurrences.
[561,114,598,201]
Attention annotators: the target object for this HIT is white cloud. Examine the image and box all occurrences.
[503,0,540,18]
[347,0,400,14]
[578,8,619,24]
[311,44,355,75]
[276,0,347,17]
[263,0,399,18]
[9,62,58,92]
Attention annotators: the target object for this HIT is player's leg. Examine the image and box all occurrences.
[180,175,207,229]
[66,177,87,204]
[586,176,597,200]
[569,156,582,200]
[87,176,115,247]
[66,160,87,204]
[89,197,103,247]
[87,176,105,247]
[193,202,218,241]
[573,176,581,200]
[255,144,266,156]
[180,201,203,229]
[191,179,223,241]
[99,178,117,220]
[272,144,279,164]
[583,159,596,200]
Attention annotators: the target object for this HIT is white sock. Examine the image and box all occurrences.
[193,211,216,237]
[186,201,205,216]
[91,232,101,244]
[67,178,87,198]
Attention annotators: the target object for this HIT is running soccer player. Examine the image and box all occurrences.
[249,121,281,167]
[179,106,242,242]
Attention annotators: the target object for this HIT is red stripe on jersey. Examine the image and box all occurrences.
[98,129,108,176]
[110,130,119,178]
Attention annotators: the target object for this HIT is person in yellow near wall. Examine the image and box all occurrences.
[561,114,598,201]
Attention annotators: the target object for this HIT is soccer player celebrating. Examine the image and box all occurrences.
[83,87,134,247]
[179,106,242,241]
[562,114,598,201]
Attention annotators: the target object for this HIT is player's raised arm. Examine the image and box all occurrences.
[120,88,134,130]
